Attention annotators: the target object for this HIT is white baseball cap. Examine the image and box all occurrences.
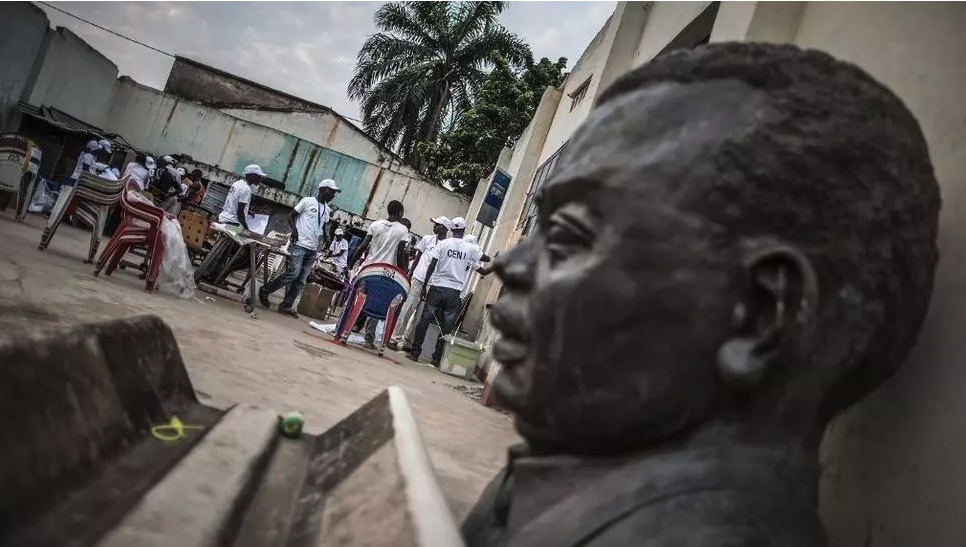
[464,234,477,244]
[98,139,112,153]
[162,155,175,164]
[431,216,450,227]
[334,227,344,235]
[244,164,265,176]
[449,216,466,230]
[318,178,340,191]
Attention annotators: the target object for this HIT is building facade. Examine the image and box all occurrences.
[465,3,966,545]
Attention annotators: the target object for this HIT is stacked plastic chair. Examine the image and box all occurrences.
[333,262,410,357]
[0,133,39,221]
[93,179,167,292]
[38,172,126,263]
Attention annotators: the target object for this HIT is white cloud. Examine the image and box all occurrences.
[37,1,615,120]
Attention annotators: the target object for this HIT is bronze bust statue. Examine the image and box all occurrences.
[463,42,940,547]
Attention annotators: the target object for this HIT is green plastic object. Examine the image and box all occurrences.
[278,411,304,438]
[440,336,483,379]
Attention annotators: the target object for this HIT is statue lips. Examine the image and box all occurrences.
[489,305,529,366]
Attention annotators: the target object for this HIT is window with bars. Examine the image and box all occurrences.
[518,142,569,235]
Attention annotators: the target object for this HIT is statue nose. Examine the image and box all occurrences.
[495,240,536,290]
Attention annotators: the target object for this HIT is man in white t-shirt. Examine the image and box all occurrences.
[322,227,349,275]
[257,179,340,317]
[69,140,100,184]
[407,217,491,366]
[387,215,449,352]
[121,154,151,190]
[218,164,265,230]
[348,200,410,270]
[346,200,410,346]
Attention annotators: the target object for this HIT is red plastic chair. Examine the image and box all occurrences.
[93,180,167,292]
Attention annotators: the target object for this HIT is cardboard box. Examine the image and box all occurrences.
[297,283,336,320]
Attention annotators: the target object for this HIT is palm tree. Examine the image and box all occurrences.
[348,1,531,168]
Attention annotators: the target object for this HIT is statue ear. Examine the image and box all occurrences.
[716,244,818,392]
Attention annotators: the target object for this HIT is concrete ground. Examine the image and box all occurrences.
[0,208,518,520]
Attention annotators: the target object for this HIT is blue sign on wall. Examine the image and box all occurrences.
[477,168,512,228]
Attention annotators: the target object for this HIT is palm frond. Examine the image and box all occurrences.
[374,3,440,50]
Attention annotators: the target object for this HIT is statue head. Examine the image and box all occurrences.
[489,43,940,455]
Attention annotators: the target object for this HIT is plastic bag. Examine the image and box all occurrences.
[28,178,58,214]
[157,217,196,299]
[308,320,384,345]
[123,188,196,299]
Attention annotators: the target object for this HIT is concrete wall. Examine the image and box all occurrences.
[220,108,425,180]
[219,109,467,234]
[26,27,118,130]
[164,58,314,111]
[461,87,563,338]
[776,3,966,546]
[105,78,466,233]
[0,2,48,132]
[537,15,613,164]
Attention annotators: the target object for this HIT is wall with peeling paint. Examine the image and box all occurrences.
[219,109,425,177]
[103,77,467,234]
[219,107,468,231]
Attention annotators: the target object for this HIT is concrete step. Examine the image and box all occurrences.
[95,404,279,547]
[1,316,464,547]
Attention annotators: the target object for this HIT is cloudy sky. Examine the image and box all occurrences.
[39,1,615,121]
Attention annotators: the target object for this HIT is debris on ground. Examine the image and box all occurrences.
[449,384,511,415]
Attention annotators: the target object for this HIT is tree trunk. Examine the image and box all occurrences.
[415,80,451,172]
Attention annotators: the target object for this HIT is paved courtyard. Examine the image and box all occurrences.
[0,208,518,519]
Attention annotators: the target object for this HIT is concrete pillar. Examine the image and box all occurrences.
[460,87,563,339]
[710,1,805,44]
[595,2,654,99]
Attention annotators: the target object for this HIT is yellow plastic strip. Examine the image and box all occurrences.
[150,416,205,442]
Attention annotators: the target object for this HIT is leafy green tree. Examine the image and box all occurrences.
[420,56,567,195]
[348,2,530,167]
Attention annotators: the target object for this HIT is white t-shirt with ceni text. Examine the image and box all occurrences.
[411,234,443,283]
[361,219,410,268]
[428,237,483,291]
[292,196,329,251]
[218,179,252,225]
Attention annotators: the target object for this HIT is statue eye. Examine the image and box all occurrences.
[546,217,592,264]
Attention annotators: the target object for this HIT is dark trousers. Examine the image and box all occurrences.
[410,285,462,363]
[259,244,317,310]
